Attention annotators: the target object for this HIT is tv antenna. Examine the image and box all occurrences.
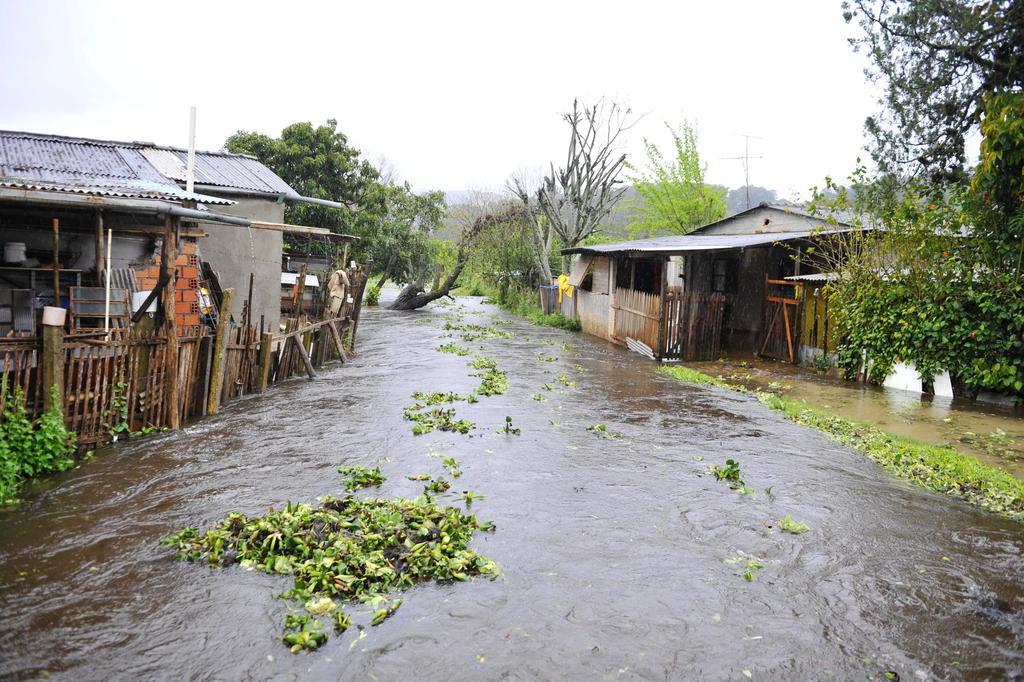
[722,134,763,210]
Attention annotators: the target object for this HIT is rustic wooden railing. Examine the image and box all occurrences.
[660,292,726,362]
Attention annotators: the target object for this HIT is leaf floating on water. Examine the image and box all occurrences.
[370,600,402,626]
[778,515,810,534]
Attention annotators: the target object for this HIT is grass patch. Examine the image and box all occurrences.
[529,311,581,332]
[659,365,1024,520]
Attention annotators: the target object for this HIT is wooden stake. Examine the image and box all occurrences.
[162,216,180,429]
[95,211,105,284]
[256,331,274,392]
[52,218,61,304]
[42,322,64,410]
[207,287,235,414]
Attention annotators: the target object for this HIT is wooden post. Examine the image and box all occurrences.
[656,256,669,360]
[42,317,64,410]
[51,217,61,304]
[608,256,617,341]
[293,332,317,379]
[256,331,274,392]
[162,216,180,429]
[95,211,106,284]
[327,319,347,363]
[207,287,235,414]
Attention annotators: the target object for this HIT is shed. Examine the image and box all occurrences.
[561,204,873,362]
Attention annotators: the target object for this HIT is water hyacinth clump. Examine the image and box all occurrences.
[442,322,513,342]
[338,465,386,491]
[403,407,474,435]
[162,496,499,651]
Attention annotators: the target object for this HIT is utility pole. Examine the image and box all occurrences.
[722,134,763,210]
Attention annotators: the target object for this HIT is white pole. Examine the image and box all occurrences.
[104,228,112,338]
[186,105,197,194]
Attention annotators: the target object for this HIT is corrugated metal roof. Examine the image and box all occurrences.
[784,272,839,282]
[0,178,235,204]
[0,129,297,203]
[562,227,871,256]
[139,147,295,195]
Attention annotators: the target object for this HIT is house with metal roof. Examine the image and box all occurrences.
[0,129,353,338]
[558,204,874,363]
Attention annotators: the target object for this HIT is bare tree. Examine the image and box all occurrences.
[509,171,554,283]
[516,99,636,274]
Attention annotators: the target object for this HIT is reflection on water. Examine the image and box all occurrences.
[0,296,1022,680]
[689,358,1024,480]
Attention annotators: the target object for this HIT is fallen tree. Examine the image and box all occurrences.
[388,205,526,310]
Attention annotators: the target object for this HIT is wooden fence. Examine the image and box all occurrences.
[660,292,726,362]
[612,287,661,353]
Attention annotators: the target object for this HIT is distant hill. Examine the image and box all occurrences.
[437,184,793,242]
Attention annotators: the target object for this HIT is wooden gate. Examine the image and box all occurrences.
[759,279,801,362]
[612,287,661,354]
[661,292,726,361]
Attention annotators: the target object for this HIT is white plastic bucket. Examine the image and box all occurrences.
[3,242,26,263]
[42,306,66,327]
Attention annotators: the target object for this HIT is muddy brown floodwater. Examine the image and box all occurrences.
[1,296,1023,680]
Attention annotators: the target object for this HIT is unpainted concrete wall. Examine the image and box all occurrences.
[198,197,284,333]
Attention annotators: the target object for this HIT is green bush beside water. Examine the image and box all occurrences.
[1,385,77,504]
[659,365,1024,520]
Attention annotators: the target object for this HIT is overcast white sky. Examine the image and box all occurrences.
[0,0,877,199]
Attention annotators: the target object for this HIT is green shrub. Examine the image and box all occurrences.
[0,385,76,503]
[365,285,381,306]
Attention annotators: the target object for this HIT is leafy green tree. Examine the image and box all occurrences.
[226,120,445,286]
[367,183,446,288]
[225,120,383,237]
[844,0,1024,182]
[626,122,727,237]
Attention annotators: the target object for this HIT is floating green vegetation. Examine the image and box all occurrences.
[442,457,462,478]
[461,490,484,506]
[283,613,328,652]
[659,364,1024,520]
[556,373,577,388]
[425,478,451,494]
[407,474,431,481]
[531,393,547,402]
[536,353,557,363]
[472,358,508,397]
[587,423,621,439]
[710,459,752,494]
[338,465,386,492]
[779,515,810,534]
[370,599,403,626]
[442,322,513,342]
[162,496,498,652]
[436,342,472,356]
[403,407,474,436]
[502,416,520,435]
[726,556,765,582]
[411,391,467,405]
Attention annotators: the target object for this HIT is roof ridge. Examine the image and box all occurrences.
[0,128,245,159]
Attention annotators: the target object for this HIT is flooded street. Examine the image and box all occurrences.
[2,296,1023,680]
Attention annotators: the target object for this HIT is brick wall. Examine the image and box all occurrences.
[134,237,202,337]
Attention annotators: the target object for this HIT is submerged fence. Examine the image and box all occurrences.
[0,262,366,452]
